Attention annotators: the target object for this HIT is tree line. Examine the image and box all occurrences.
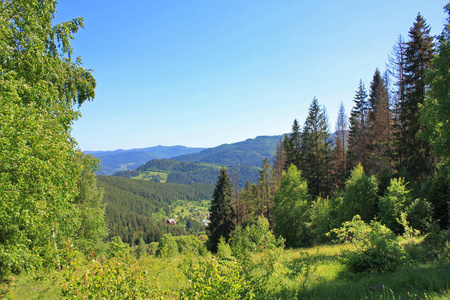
[207,8,450,251]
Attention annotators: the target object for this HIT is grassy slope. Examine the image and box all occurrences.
[5,239,449,299]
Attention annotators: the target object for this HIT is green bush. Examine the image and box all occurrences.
[330,215,407,273]
[155,234,178,258]
[107,236,130,258]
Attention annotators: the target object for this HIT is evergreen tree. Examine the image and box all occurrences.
[207,167,235,253]
[367,69,394,176]
[331,102,348,189]
[301,97,333,198]
[284,119,301,169]
[396,14,435,182]
[272,139,286,189]
[347,80,369,172]
[422,3,450,182]
[256,157,274,227]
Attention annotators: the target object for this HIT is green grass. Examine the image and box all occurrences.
[133,170,168,182]
[4,238,450,299]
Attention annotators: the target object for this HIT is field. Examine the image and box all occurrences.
[3,237,449,299]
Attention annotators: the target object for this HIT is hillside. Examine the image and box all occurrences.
[97,175,214,244]
[173,135,285,167]
[86,145,205,175]
[113,159,260,188]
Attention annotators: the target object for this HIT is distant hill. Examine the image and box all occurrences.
[97,175,214,244]
[172,135,285,167]
[113,159,260,188]
[86,145,205,175]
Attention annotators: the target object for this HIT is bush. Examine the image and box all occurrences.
[155,234,178,259]
[107,236,130,258]
[330,215,407,273]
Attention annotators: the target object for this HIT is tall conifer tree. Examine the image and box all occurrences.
[347,80,369,172]
[207,167,235,253]
[396,14,435,182]
[331,102,348,189]
[301,97,332,198]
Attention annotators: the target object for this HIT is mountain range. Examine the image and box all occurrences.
[88,135,285,176]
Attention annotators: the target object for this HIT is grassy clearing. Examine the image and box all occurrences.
[133,170,168,182]
[3,238,449,299]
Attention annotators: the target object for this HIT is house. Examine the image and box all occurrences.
[167,218,176,225]
[202,219,211,226]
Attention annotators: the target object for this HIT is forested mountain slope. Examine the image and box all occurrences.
[113,159,260,188]
[97,176,214,244]
[173,135,285,167]
[87,145,205,175]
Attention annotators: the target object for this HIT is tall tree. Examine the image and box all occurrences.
[255,157,274,227]
[284,119,301,169]
[301,97,333,198]
[0,0,98,276]
[347,80,369,172]
[331,102,348,189]
[273,165,311,248]
[422,3,450,181]
[367,69,394,176]
[396,14,435,182]
[207,167,235,253]
[272,139,286,189]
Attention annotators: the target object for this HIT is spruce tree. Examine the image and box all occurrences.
[347,80,369,172]
[367,69,394,176]
[207,167,235,253]
[396,14,435,182]
[284,119,301,169]
[301,97,333,198]
[331,102,348,189]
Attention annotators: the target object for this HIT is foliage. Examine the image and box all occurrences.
[378,177,411,234]
[107,236,130,258]
[0,0,103,277]
[182,256,255,300]
[341,164,378,223]
[207,167,235,253]
[156,234,179,259]
[274,164,311,248]
[330,215,407,273]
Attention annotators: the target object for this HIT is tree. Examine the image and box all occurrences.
[284,119,301,170]
[421,4,450,182]
[347,80,369,172]
[0,0,98,276]
[341,164,378,223]
[396,14,435,182]
[331,102,348,189]
[273,165,311,248]
[272,139,286,189]
[207,167,235,253]
[256,157,274,226]
[300,97,333,198]
[366,69,394,176]
[378,178,411,234]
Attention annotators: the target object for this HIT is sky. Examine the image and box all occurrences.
[53,0,448,151]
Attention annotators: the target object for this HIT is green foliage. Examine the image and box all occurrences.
[182,256,255,299]
[174,235,207,256]
[405,197,433,233]
[207,167,235,253]
[274,164,311,248]
[378,177,411,234]
[107,236,130,258]
[330,215,407,273]
[156,234,179,259]
[231,216,284,258]
[310,196,334,244]
[342,164,378,222]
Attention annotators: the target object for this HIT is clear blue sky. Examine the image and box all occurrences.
[54,0,448,151]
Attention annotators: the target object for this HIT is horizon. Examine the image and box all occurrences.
[54,1,448,151]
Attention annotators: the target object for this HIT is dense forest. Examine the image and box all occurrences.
[114,158,261,187]
[1,1,450,298]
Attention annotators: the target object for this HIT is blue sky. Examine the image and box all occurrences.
[54,0,448,151]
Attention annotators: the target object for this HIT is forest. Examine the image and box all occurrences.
[1,0,450,299]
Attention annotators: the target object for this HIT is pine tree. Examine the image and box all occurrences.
[272,139,286,190]
[256,157,274,227]
[347,80,369,172]
[207,167,235,253]
[396,14,435,182]
[301,97,333,198]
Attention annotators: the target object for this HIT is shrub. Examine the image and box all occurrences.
[107,236,130,258]
[155,234,178,259]
[330,215,407,273]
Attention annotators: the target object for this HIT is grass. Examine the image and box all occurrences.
[133,170,168,182]
[3,238,450,299]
